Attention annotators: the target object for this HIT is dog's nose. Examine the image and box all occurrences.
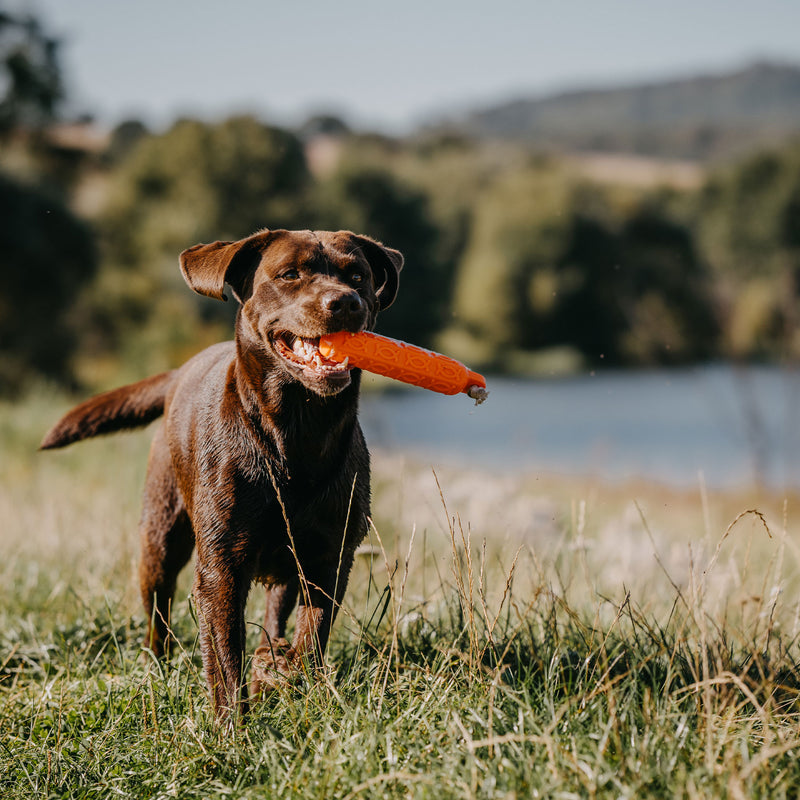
[323,291,363,320]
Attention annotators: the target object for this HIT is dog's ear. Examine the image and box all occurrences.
[179,230,272,302]
[351,235,404,310]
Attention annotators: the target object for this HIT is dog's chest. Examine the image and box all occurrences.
[250,486,356,585]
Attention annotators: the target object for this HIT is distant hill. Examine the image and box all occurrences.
[434,61,800,161]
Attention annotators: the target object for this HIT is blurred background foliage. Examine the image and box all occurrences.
[2,8,800,394]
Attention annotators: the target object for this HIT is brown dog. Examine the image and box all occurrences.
[41,228,403,719]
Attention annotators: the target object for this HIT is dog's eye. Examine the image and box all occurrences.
[280,269,300,281]
[350,272,364,285]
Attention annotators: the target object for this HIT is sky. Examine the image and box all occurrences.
[16,0,800,134]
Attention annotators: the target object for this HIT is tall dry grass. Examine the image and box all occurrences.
[3,390,800,797]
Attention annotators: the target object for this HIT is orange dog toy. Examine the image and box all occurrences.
[319,331,489,404]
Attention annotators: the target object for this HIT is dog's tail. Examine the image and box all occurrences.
[40,370,177,450]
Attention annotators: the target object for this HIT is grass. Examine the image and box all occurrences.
[3,389,800,798]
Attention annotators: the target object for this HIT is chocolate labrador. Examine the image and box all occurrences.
[41,228,403,720]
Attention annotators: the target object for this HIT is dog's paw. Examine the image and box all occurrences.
[250,638,300,697]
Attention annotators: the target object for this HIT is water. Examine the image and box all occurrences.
[359,364,800,489]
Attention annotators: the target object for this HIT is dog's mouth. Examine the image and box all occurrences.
[272,332,351,380]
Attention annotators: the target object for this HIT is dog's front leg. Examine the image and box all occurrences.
[250,559,354,697]
[193,561,250,720]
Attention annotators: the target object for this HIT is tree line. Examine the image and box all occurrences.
[2,10,800,394]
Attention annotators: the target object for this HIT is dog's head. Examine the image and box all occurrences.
[179,229,403,396]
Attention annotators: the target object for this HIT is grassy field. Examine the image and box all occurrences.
[3,390,800,798]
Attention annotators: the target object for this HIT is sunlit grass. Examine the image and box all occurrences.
[3,391,800,798]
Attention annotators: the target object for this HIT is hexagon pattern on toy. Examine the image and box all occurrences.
[319,332,485,396]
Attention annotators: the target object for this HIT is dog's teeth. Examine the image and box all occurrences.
[283,334,334,371]
[341,357,349,369]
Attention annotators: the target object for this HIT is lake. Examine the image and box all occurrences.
[359,364,800,489]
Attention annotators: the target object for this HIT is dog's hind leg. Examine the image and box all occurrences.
[138,424,194,657]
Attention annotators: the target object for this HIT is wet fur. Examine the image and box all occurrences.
[42,229,403,720]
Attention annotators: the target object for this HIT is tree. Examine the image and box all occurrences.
[0,172,97,393]
[448,164,579,364]
[314,163,448,345]
[106,119,150,165]
[449,164,719,368]
[0,8,102,393]
[696,139,800,357]
[613,210,720,363]
[0,9,63,135]
[103,115,310,264]
[89,116,312,373]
